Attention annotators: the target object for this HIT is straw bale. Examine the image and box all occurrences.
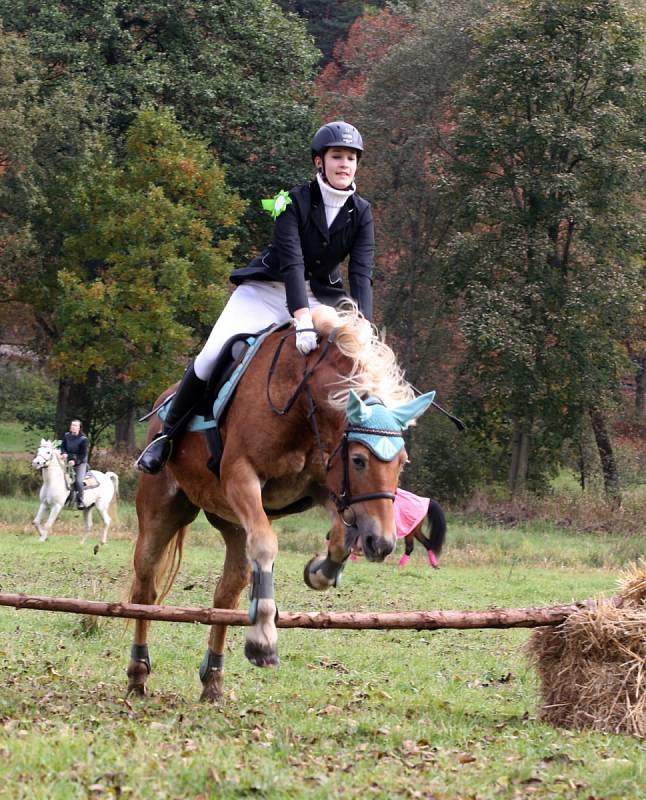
[619,559,646,607]
[527,567,646,736]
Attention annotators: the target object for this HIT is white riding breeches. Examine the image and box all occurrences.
[193,281,325,381]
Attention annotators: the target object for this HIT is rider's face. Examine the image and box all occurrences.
[69,421,81,435]
[316,147,358,190]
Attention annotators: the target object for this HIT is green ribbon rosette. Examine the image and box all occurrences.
[261,190,292,220]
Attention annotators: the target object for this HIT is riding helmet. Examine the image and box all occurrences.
[311,121,364,162]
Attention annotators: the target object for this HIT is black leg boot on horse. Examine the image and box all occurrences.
[136,363,206,474]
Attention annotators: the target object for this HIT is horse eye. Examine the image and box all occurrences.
[351,455,367,470]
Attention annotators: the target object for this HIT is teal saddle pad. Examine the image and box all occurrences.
[157,324,281,432]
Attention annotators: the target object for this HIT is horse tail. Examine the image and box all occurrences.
[154,526,188,605]
[106,472,119,525]
[426,499,447,556]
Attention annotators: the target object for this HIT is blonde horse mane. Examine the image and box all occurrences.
[312,302,415,410]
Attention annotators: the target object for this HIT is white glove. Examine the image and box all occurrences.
[294,313,318,355]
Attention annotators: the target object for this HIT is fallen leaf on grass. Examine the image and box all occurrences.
[457,752,477,764]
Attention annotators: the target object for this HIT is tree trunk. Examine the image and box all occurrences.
[55,375,98,440]
[114,404,137,453]
[589,406,621,506]
[508,418,530,495]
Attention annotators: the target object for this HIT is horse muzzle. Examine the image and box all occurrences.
[361,530,396,562]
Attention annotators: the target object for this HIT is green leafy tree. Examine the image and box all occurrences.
[444,0,644,499]
[53,109,246,444]
[0,1,319,253]
[0,27,98,343]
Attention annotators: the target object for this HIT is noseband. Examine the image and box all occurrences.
[267,328,398,525]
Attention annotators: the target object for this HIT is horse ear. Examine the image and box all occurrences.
[40,438,46,446]
[390,391,436,430]
[346,390,373,425]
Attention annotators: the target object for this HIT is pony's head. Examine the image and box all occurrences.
[326,390,435,562]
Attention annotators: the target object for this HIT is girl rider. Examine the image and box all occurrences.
[136,120,375,474]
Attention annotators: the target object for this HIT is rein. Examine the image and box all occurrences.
[266,328,397,525]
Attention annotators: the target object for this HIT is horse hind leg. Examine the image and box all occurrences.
[200,516,250,704]
[79,508,93,545]
[127,480,198,696]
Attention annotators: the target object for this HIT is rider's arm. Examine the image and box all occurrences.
[273,197,310,316]
[348,201,375,321]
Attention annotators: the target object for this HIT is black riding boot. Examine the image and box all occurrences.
[135,364,206,474]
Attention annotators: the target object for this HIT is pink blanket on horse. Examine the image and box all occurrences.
[394,488,430,538]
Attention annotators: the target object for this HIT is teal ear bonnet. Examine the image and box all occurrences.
[345,390,436,462]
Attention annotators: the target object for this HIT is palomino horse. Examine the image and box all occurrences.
[31,440,119,544]
[129,305,435,702]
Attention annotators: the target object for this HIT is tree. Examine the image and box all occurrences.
[0,1,320,254]
[53,109,245,447]
[443,0,644,499]
[0,27,98,347]
[275,0,387,63]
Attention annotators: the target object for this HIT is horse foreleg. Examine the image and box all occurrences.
[38,503,63,541]
[223,462,279,668]
[304,515,349,590]
[399,533,415,567]
[200,518,250,703]
[33,502,48,539]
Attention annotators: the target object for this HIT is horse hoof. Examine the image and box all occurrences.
[126,660,150,696]
[244,641,280,668]
[200,670,225,704]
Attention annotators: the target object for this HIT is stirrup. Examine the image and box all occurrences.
[135,433,173,474]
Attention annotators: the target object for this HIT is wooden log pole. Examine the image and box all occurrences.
[0,592,623,630]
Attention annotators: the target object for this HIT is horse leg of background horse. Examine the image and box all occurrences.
[79,507,93,545]
[35,502,64,542]
[398,533,415,567]
[200,515,250,703]
[32,495,50,540]
[127,476,199,696]
[222,461,279,667]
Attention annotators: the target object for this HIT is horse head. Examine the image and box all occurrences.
[325,390,435,561]
[32,439,57,471]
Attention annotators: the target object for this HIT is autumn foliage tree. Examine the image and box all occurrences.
[54,109,245,449]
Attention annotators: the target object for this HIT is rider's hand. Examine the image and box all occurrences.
[294,312,318,355]
[69,459,75,466]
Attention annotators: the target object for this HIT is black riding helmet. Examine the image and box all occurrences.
[311,120,364,163]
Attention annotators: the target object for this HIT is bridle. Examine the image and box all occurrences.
[267,328,398,525]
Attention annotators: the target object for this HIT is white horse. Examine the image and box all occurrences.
[31,439,119,544]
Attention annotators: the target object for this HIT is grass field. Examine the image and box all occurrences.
[1,501,645,799]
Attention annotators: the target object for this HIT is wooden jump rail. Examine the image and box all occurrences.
[0,592,623,630]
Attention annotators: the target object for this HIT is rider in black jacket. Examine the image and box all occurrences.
[60,419,89,508]
[137,120,374,474]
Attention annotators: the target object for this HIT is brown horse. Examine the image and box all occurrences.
[128,305,434,703]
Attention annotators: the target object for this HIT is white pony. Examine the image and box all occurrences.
[31,439,119,544]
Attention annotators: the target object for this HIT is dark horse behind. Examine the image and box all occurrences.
[128,305,435,702]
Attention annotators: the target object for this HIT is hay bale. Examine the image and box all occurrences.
[527,565,646,736]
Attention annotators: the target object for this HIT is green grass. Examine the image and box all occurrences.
[0,421,51,454]
[0,511,645,799]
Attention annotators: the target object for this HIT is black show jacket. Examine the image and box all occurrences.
[230,179,374,320]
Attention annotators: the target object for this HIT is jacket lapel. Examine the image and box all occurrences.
[308,179,330,241]
[328,200,353,236]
